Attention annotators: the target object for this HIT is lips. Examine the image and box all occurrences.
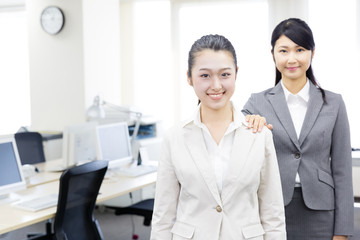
[207,92,224,100]
[287,67,298,71]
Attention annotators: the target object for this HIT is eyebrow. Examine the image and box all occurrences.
[198,67,233,71]
[277,45,303,49]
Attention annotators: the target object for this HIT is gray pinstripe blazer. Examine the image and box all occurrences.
[242,81,354,235]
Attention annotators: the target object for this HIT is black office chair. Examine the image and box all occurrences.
[108,197,154,226]
[27,160,108,240]
[106,195,154,239]
[15,132,46,165]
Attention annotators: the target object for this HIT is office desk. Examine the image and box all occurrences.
[26,171,61,187]
[0,171,157,235]
[24,159,63,187]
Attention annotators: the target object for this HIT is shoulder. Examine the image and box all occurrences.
[164,122,184,137]
[322,88,345,106]
[257,126,273,141]
[323,88,342,99]
[239,123,273,142]
[247,87,278,103]
[251,87,275,97]
[163,120,191,142]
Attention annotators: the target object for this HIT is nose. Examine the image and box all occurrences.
[211,76,222,91]
[288,51,297,64]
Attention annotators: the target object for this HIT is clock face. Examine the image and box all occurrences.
[40,6,64,35]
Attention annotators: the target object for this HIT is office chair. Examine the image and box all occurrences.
[15,132,46,165]
[106,196,154,239]
[27,160,108,240]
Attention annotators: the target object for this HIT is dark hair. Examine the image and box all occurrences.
[187,34,237,78]
[271,18,326,101]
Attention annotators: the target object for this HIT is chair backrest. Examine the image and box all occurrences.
[54,160,108,240]
[14,132,46,165]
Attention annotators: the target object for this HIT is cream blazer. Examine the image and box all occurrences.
[151,113,286,240]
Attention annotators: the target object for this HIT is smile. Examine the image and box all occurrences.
[208,93,223,97]
[287,67,298,71]
[207,92,224,99]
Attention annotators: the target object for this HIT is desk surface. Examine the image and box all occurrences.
[0,162,156,235]
[25,159,63,187]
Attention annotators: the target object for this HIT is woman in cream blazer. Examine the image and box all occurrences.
[150,34,286,240]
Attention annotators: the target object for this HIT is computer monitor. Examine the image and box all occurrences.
[138,137,163,163]
[95,122,134,169]
[0,135,27,204]
[62,122,98,168]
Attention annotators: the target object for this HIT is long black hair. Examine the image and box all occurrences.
[271,18,326,101]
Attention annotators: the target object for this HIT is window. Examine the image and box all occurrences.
[131,0,270,130]
[309,0,360,147]
[133,1,172,128]
[0,9,30,135]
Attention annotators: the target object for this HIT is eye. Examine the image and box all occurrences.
[297,48,305,52]
[200,74,210,78]
[221,72,231,77]
[279,49,287,53]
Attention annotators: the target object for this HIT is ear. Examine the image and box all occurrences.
[311,48,315,59]
[187,71,193,86]
[271,49,275,62]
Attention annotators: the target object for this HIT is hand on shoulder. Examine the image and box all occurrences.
[245,115,273,133]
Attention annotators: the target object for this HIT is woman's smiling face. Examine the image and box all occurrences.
[188,49,237,111]
[273,35,313,83]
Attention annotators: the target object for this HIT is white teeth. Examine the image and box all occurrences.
[209,93,222,97]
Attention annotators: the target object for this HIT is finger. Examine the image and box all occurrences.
[267,124,273,131]
[253,115,261,133]
[247,115,255,128]
[245,115,251,122]
[258,117,266,132]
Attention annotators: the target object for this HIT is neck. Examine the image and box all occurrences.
[282,76,307,94]
[200,102,233,125]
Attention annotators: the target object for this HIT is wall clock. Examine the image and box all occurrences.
[40,6,65,35]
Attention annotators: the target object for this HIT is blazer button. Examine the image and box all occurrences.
[294,152,301,159]
[216,205,222,212]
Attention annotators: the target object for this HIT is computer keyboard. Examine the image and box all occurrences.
[12,193,58,212]
[115,164,157,177]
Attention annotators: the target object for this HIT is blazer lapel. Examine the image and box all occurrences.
[183,125,222,205]
[221,127,255,203]
[298,83,324,146]
[267,84,300,150]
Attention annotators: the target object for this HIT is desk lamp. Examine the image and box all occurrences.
[86,95,142,147]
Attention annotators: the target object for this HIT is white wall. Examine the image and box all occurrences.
[27,0,121,132]
[27,0,86,131]
[119,2,135,106]
[268,0,308,30]
[83,0,122,107]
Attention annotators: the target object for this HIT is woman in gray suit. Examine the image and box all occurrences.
[243,18,354,240]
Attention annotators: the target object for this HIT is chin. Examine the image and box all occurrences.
[206,101,228,110]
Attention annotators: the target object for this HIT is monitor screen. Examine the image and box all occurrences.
[138,137,163,162]
[95,122,134,169]
[0,135,26,202]
[62,122,98,167]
